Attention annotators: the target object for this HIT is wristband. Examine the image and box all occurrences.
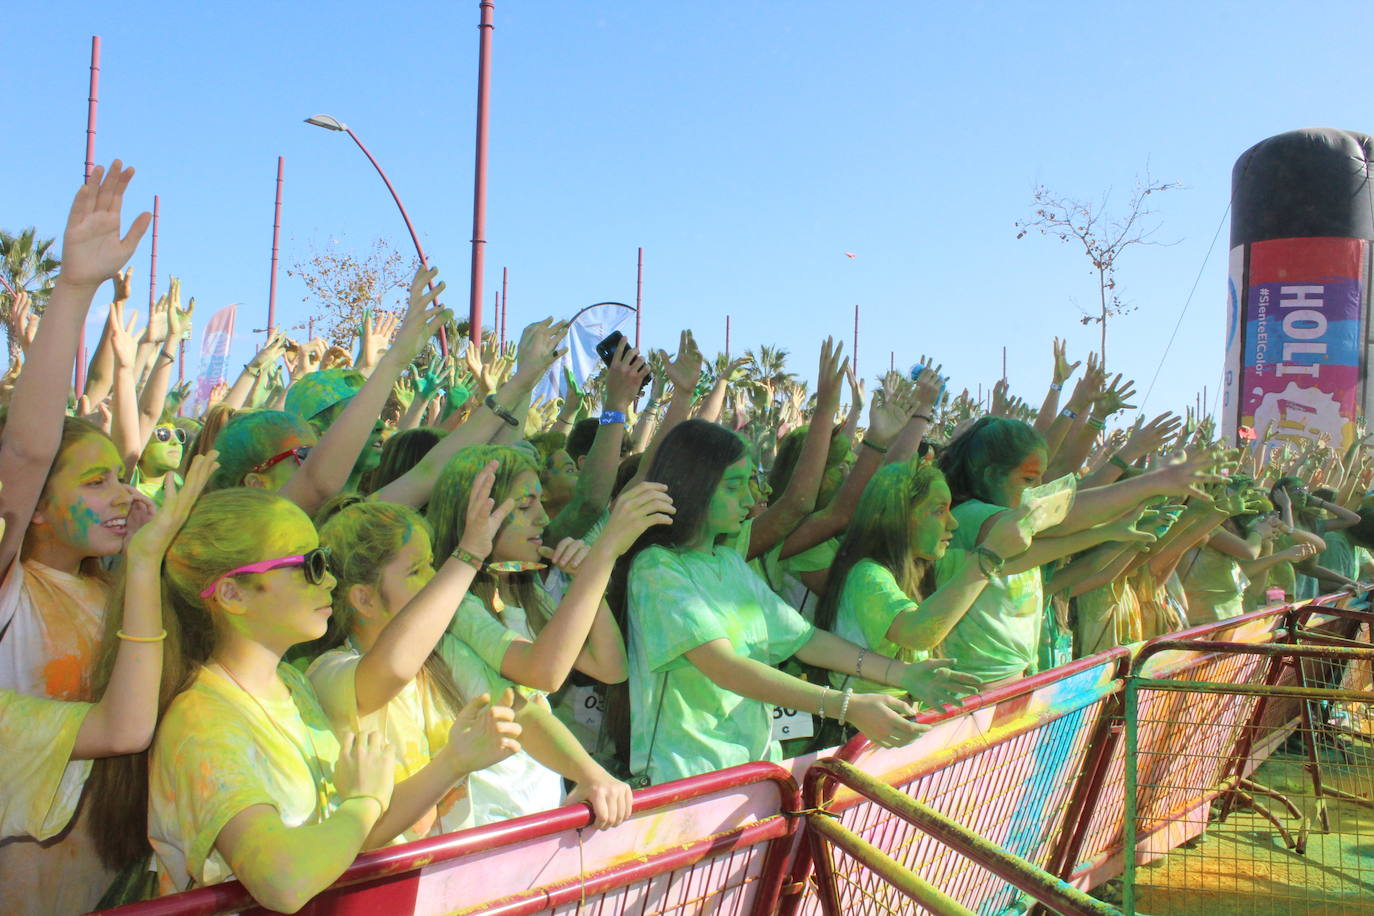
[838,688,853,727]
[483,394,519,427]
[1050,383,1063,392]
[1059,407,1078,421]
[599,409,627,425]
[116,629,167,643]
[912,414,933,424]
[818,685,831,718]
[244,364,263,377]
[450,545,484,569]
[1088,416,1107,431]
[861,438,889,454]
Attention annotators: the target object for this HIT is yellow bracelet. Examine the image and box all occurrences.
[116,629,167,643]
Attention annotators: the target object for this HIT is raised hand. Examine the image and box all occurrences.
[107,300,141,367]
[538,537,594,575]
[511,318,569,381]
[814,337,847,409]
[1052,337,1080,386]
[58,161,152,291]
[126,452,219,559]
[1095,373,1137,417]
[321,344,353,370]
[605,339,650,412]
[456,460,516,561]
[868,381,916,444]
[359,308,402,371]
[292,338,329,378]
[393,265,450,355]
[144,282,173,344]
[112,266,135,304]
[664,330,704,395]
[334,730,396,814]
[598,481,676,555]
[444,689,522,775]
[14,290,38,355]
[843,361,866,411]
[168,286,194,342]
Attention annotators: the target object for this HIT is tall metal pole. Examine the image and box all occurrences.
[500,266,508,350]
[890,351,895,374]
[635,247,643,347]
[84,37,100,181]
[268,156,284,340]
[1002,346,1007,382]
[77,35,101,395]
[493,291,500,348]
[469,0,495,346]
[340,126,447,355]
[725,315,731,360]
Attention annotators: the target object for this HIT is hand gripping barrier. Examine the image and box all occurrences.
[91,762,802,916]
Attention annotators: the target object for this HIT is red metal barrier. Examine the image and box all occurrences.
[92,762,800,916]
[792,652,1129,916]
[87,592,1365,916]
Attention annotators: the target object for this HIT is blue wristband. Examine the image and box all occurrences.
[599,409,627,425]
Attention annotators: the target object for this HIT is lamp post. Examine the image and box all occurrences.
[303,114,448,355]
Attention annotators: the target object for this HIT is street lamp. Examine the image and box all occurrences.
[303,114,449,355]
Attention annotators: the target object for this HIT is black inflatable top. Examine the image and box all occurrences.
[1231,128,1374,246]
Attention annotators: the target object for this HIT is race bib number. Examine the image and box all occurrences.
[569,685,605,734]
[771,705,815,741]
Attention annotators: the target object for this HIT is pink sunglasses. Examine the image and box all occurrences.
[199,547,331,598]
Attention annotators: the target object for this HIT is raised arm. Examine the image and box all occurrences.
[76,454,217,757]
[279,266,448,514]
[1034,337,1078,435]
[373,318,568,508]
[746,338,845,559]
[80,267,132,405]
[0,162,150,573]
[353,463,510,717]
[545,339,649,544]
[106,300,145,476]
[497,482,672,692]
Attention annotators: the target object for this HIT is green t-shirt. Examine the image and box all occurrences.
[934,501,1043,683]
[831,559,922,694]
[627,545,815,784]
[1181,543,1247,622]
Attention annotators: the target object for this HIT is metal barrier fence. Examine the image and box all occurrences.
[792,652,1130,916]
[87,594,1367,916]
[94,762,801,916]
[1123,641,1374,916]
[803,758,1122,916]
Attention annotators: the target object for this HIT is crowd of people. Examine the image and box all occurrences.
[2,162,1371,915]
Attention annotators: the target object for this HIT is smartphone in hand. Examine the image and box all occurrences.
[595,330,653,393]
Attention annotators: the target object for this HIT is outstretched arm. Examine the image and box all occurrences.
[0,162,150,574]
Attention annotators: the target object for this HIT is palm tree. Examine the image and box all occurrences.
[741,345,798,466]
[0,228,60,367]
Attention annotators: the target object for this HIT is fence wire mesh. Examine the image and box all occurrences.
[1124,642,1374,916]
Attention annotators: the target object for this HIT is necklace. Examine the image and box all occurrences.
[210,660,330,820]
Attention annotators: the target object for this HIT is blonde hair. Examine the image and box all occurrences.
[317,499,469,717]
[89,488,305,869]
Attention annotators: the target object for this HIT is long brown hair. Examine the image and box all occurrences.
[425,445,551,630]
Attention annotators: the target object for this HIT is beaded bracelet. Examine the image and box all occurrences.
[855,648,868,680]
[861,439,889,454]
[116,629,167,643]
[838,688,853,727]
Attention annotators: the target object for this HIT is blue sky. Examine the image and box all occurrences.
[5,1,1372,420]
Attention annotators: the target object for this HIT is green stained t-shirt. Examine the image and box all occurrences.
[627,545,815,784]
[934,500,1043,683]
[831,559,922,694]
